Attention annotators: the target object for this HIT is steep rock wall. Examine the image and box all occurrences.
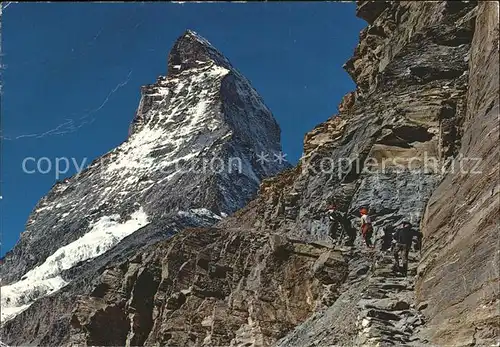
[416,2,500,346]
[221,0,475,250]
[69,229,348,346]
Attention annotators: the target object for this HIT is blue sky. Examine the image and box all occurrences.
[0,2,365,255]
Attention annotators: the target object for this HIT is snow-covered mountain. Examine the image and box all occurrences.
[0,30,289,324]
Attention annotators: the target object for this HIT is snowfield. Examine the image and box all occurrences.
[0,208,149,323]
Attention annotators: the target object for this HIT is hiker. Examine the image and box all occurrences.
[359,207,374,248]
[325,204,356,246]
[342,215,356,246]
[392,221,422,276]
[381,225,395,252]
[326,204,341,241]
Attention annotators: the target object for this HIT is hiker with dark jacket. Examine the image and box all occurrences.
[325,204,356,246]
[326,204,341,240]
[392,221,422,275]
[381,225,395,252]
[342,214,356,246]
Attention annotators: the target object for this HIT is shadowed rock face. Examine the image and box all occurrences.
[69,229,348,346]
[416,2,500,346]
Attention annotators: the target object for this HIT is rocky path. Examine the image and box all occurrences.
[353,248,428,347]
[276,240,430,347]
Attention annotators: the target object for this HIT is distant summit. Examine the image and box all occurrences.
[167,30,233,76]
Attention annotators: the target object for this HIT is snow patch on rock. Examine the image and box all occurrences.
[0,208,149,323]
[178,208,223,221]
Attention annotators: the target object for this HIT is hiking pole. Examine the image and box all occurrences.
[337,226,345,247]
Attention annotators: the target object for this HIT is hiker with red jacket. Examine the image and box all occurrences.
[359,207,374,248]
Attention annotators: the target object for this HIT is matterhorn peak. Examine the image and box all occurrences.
[0,26,289,333]
[167,30,233,76]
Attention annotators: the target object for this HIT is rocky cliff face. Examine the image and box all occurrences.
[0,30,288,345]
[2,2,499,346]
[222,0,476,245]
[416,2,499,346]
[69,230,348,346]
[218,2,483,346]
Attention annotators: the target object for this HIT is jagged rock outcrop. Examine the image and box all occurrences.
[69,230,348,346]
[416,2,500,346]
[0,30,289,345]
[222,0,475,246]
[276,248,425,347]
